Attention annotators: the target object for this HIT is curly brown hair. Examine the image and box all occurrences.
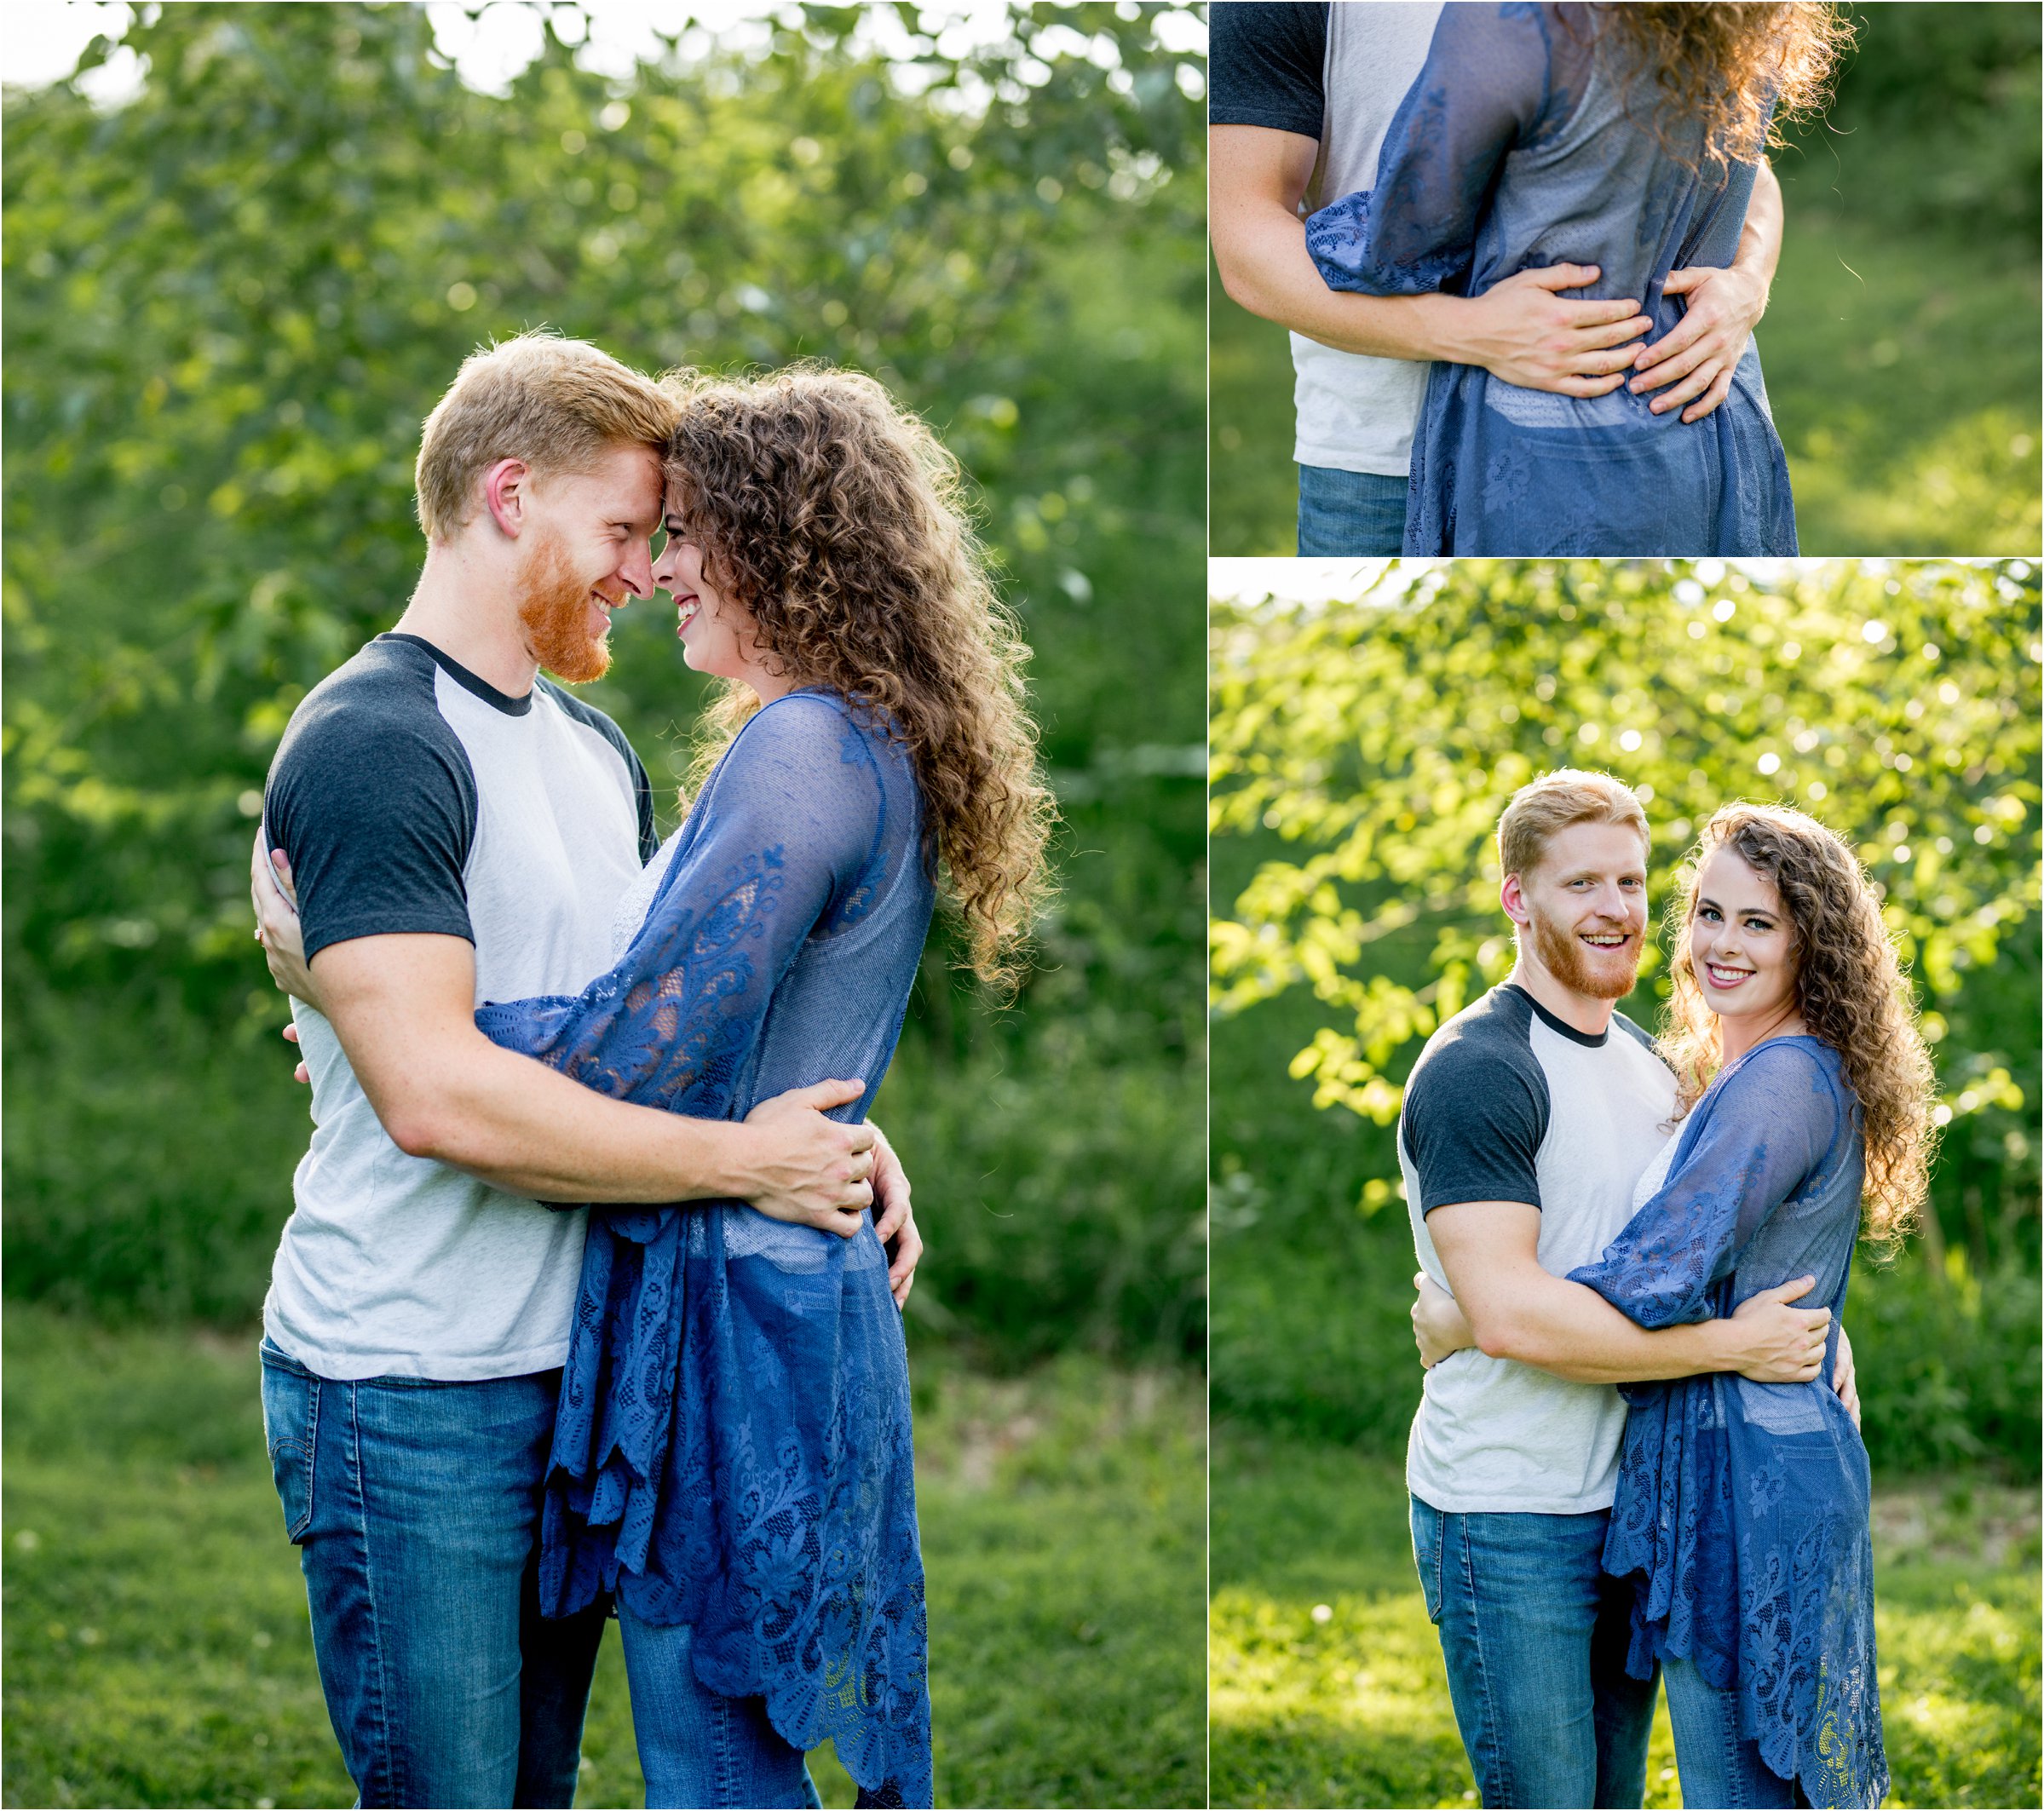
[1590,3,1853,170]
[659,364,1055,993]
[1660,804,1937,1253]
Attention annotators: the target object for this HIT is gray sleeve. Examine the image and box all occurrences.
[1401,1038,1549,1215]
[1210,3,1328,139]
[263,697,478,962]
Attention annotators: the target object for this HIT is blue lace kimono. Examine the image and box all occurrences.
[1304,2,1798,555]
[1569,1038,1883,1808]
[475,689,936,1808]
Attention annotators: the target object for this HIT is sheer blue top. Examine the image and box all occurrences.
[1304,2,1798,555]
[475,688,936,1808]
[1569,1038,1884,1808]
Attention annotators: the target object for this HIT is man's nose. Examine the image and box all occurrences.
[622,543,657,598]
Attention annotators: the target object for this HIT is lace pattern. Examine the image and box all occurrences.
[1571,1039,1886,1806]
[475,690,936,1805]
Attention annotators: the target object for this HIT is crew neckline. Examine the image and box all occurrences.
[381,632,534,716]
[1503,981,1612,1049]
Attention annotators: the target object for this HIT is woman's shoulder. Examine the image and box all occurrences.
[1711,1037,1848,1134]
[723,689,881,772]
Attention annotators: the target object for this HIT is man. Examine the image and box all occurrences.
[1209,3,1784,555]
[253,334,917,1808]
[1396,771,1850,1808]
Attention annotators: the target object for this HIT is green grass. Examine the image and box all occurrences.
[0,1308,1205,1809]
[1207,216,2041,557]
[1209,1423,2042,1810]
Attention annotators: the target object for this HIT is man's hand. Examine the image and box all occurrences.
[1412,1271,1476,1368]
[1833,1323,1861,1431]
[1452,265,1653,396]
[1628,262,1768,423]
[740,1082,878,1237]
[868,1123,921,1309]
[1724,1277,1834,1383]
[1209,124,1646,384]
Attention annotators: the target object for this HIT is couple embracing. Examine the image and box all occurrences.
[1213,3,1848,555]
[248,334,1050,1808]
[1398,771,1934,1808]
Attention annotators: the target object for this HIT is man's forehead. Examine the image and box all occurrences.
[1537,820,1650,876]
[551,441,662,516]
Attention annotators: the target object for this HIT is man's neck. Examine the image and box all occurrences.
[390,543,538,698]
[1505,957,1620,1038]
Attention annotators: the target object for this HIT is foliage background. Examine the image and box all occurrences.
[1207,558,2041,1807]
[2,4,1206,1805]
[1209,2,2044,556]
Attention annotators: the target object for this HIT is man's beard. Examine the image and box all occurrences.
[1525,903,1642,1002]
[517,528,611,683]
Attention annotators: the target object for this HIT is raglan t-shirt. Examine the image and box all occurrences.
[1209,0,1444,476]
[261,633,657,1382]
[1397,982,1678,1514]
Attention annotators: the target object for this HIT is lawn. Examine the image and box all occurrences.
[0,1308,1206,1809]
[1209,1423,2042,1810]
[1208,212,2041,558]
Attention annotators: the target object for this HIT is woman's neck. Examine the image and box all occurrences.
[1717,1004,1807,1068]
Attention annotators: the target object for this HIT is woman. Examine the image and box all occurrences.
[1304,3,1847,555]
[262,367,1053,1808]
[1421,804,1934,1806]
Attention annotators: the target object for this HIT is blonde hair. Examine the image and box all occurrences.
[1497,769,1650,882]
[414,332,677,541]
[1661,804,1937,1253]
[662,365,1055,994]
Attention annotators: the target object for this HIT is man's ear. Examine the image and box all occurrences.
[482,457,532,538]
[1500,872,1529,928]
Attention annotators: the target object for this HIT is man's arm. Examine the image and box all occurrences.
[310,931,874,1228]
[1631,159,1784,423]
[1210,124,1653,393]
[1425,1199,1833,1385]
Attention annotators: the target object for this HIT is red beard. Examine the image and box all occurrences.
[517,529,611,683]
[1526,904,1641,1002]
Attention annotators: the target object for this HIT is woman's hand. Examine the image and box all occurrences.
[250,834,325,1013]
[1629,262,1769,423]
[1724,1276,1832,1383]
[1412,1271,1477,1368]
[867,1123,921,1309]
[1833,1323,1861,1431]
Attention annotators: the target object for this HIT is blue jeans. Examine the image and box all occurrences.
[619,1606,824,1809]
[1297,463,1409,555]
[258,1339,607,1808]
[1663,1657,1806,1808]
[1411,1497,1659,1808]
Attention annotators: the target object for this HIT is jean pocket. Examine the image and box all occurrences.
[1410,1498,1445,1626]
[259,1349,318,1544]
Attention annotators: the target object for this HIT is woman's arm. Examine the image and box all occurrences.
[1303,4,1554,302]
[472,695,879,1116]
[1569,1043,1839,1325]
[1427,1200,1834,1384]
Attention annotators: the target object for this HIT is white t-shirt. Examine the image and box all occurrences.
[1397,983,1678,1514]
[261,634,654,1381]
